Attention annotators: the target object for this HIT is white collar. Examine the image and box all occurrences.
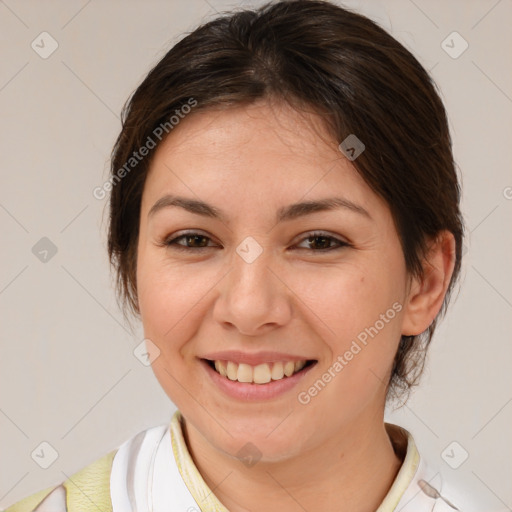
[110,413,463,512]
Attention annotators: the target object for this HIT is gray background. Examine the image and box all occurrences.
[1,0,511,509]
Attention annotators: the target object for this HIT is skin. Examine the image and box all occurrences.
[136,99,456,512]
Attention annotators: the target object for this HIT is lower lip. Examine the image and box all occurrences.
[200,359,317,401]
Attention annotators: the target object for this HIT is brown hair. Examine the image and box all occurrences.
[107,0,464,401]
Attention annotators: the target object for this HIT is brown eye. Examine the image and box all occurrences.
[182,234,209,248]
[164,231,217,250]
[295,232,349,251]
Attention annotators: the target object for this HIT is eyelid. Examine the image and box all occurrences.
[163,230,219,248]
[164,229,211,240]
[292,231,350,250]
[162,229,350,252]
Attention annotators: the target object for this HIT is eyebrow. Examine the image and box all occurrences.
[148,194,371,222]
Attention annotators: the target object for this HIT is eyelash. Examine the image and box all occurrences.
[162,231,350,252]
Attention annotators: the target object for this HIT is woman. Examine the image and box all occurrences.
[4,0,476,510]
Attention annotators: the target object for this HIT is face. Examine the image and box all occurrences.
[136,100,412,463]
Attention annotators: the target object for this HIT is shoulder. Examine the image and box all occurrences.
[2,449,117,512]
[386,423,497,512]
[405,450,504,512]
[2,422,171,512]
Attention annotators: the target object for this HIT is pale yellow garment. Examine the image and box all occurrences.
[170,411,229,511]
[169,411,420,512]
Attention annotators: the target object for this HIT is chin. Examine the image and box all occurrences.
[200,414,314,465]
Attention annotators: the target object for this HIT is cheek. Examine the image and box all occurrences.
[292,261,403,341]
[292,260,405,398]
[137,254,218,350]
[136,256,217,406]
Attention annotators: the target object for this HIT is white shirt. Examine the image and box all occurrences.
[109,411,477,512]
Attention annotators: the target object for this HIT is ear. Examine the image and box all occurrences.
[401,230,457,336]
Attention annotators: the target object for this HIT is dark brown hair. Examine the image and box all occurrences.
[107,0,464,401]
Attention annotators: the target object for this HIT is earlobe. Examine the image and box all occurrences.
[401,231,456,336]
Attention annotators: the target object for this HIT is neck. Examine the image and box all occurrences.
[182,413,403,512]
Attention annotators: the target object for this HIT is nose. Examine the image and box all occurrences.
[212,244,293,336]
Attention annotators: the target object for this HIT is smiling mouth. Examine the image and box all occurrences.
[204,359,317,384]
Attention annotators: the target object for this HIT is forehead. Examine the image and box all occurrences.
[141,100,386,219]
[154,101,337,164]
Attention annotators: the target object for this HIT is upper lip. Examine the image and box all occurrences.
[201,350,315,366]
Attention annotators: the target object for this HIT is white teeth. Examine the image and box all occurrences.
[211,359,309,384]
[271,361,284,380]
[214,361,225,376]
[237,363,253,383]
[284,361,295,377]
[218,361,227,377]
[295,360,306,372]
[226,361,238,381]
[253,363,271,384]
